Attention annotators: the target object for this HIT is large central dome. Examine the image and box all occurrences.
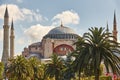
[43,24,79,39]
[48,25,75,34]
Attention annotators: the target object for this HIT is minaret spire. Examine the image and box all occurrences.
[112,10,118,41]
[11,19,14,30]
[4,5,9,25]
[2,6,10,64]
[106,21,109,33]
[4,6,9,18]
[10,19,15,59]
[114,10,116,25]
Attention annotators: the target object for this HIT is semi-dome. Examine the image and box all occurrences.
[29,42,41,47]
[43,24,79,39]
[48,25,75,34]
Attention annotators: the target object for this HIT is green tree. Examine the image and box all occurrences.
[28,57,44,80]
[44,54,65,80]
[63,54,75,80]
[71,37,88,80]
[0,62,4,79]
[72,27,120,80]
[6,55,33,80]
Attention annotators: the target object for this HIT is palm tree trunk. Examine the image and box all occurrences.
[78,71,81,80]
[55,74,59,80]
[95,69,100,80]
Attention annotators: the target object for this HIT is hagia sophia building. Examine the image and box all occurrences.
[22,24,79,59]
[1,7,118,64]
[22,12,118,59]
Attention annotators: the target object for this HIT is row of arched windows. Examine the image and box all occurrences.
[43,34,78,39]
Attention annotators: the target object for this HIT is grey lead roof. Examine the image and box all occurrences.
[48,26,75,34]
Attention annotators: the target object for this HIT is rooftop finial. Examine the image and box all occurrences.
[60,20,63,27]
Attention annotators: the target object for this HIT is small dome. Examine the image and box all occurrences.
[48,25,75,34]
[29,42,41,47]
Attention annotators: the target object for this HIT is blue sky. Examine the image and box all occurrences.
[0,0,120,59]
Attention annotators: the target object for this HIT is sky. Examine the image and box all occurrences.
[0,0,120,59]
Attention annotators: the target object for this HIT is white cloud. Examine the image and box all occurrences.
[17,38,25,45]
[21,8,43,22]
[36,9,40,12]
[0,4,24,21]
[52,10,80,25]
[0,4,45,22]
[24,24,54,43]
[0,29,3,41]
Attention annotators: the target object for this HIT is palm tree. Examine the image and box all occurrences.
[28,57,44,80]
[71,37,90,80]
[72,27,120,80]
[44,54,65,80]
[63,54,75,80]
[6,55,33,80]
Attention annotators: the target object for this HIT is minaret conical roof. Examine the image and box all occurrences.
[11,19,14,30]
[106,22,109,33]
[114,10,116,24]
[4,6,9,18]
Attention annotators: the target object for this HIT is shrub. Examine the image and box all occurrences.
[79,76,112,80]
[100,75,112,80]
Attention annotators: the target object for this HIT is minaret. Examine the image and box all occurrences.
[10,19,15,59]
[1,6,9,64]
[112,11,118,41]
